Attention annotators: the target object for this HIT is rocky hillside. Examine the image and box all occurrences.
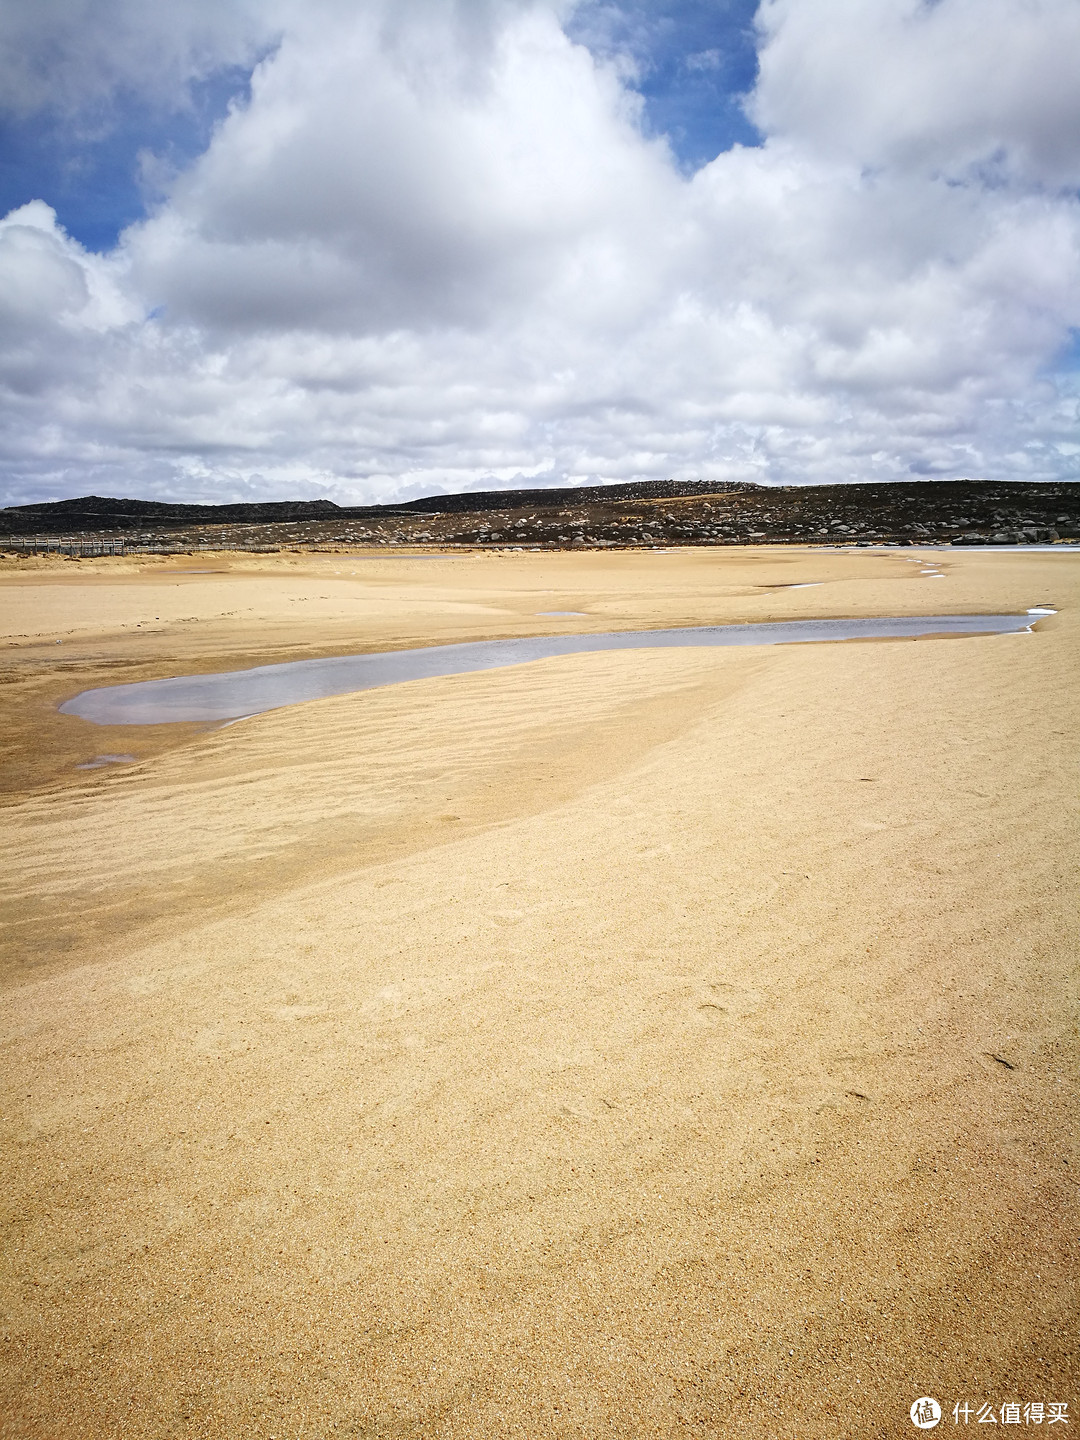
[3,478,1079,551]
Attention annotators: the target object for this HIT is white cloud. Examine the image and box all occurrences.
[0,0,276,118]
[127,4,670,335]
[752,0,1080,189]
[685,49,723,73]
[1,0,1079,505]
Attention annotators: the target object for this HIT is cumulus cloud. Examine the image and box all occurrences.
[1,0,1078,505]
[128,4,670,335]
[752,0,1080,189]
[0,0,275,119]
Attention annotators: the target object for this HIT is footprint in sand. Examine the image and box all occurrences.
[697,982,764,1019]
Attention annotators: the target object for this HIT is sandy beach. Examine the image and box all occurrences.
[0,545,1076,1437]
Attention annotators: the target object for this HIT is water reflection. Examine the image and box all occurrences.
[61,614,1038,726]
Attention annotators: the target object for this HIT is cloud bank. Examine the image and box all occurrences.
[1,0,1079,505]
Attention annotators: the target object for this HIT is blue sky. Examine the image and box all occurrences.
[1,0,1078,505]
[1,1,761,255]
[567,0,761,169]
[0,65,257,254]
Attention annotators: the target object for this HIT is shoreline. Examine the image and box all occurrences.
[0,544,1063,802]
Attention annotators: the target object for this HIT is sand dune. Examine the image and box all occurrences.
[1,547,1076,1437]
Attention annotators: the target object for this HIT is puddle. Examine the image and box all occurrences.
[76,753,137,770]
[59,614,1041,727]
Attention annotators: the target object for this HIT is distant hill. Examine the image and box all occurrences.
[391,478,761,514]
[2,477,1079,548]
[0,494,345,530]
[0,479,759,533]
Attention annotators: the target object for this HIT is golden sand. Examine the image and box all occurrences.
[0,546,1076,1437]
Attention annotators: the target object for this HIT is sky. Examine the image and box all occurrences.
[0,0,1078,507]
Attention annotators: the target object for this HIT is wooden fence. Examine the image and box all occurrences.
[3,536,127,556]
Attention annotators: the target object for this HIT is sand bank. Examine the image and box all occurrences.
[1,546,1076,1437]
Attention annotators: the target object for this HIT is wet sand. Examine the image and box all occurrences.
[1,546,1077,1437]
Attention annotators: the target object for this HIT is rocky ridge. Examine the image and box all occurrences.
[2,479,1079,553]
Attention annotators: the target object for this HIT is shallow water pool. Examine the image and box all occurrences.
[59,613,1041,727]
